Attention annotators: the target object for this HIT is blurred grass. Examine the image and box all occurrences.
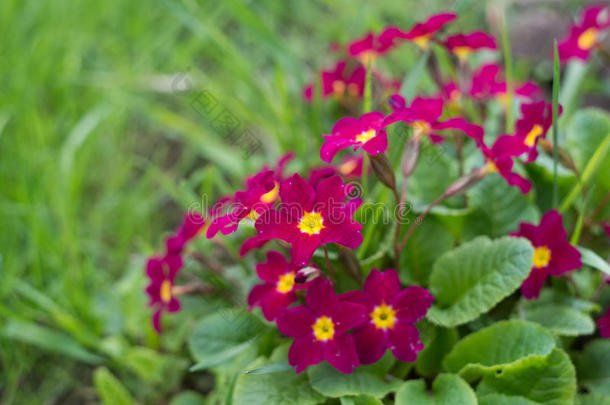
[0,0,593,403]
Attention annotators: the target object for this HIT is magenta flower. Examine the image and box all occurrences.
[165,212,206,255]
[308,155,365,188]
[320,112,390,162]
[348,30,399,64]
[510,210,582,299]
[276,277,367,373]
[401,12,457,49]
[469,63,541,103]
[251,174,363,266]
[598,308,610,338]
[145,254,183,333]
[341,269,433,364]
[386,95,483,143]
[467,130,532,193]
[514,101,556,162]
[247,251,309,321]
[444,31,497,62]
[439,81,461,107]
[303,60,366,102]
[557,5,610,63]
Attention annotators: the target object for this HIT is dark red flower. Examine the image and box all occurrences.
[308,155,365,188]
[386,95,483,143]
[247,251,310,321]
[303,60,365,101]
[401,12,457,49]
[469,63,542,103]
[341,269,433,364]
[276,278,367,373]
[444,31,497,62]
[145,254,183,333]
[514,101,557,162]
[510,210,582,299]
[599,308,610,338]
[320,112,390,162]
[250,174,363,266]
[557,5,610,63]
[165,212,206,255]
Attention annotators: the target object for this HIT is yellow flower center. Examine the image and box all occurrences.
[160,280,172,303]
[453,46,472,62]
[332,80,346,97]
[371,303,397,330]
[312,316,335,341]
[412,120,431,136]
[358,51,376,67]
[485,159,498,173]
[413,35,431,49]
[577,28,598,50]
[347,83,359,97]
[276,272,295,294]
[338,159,358,175]
[533,246,551,268]
[524,124,543,147]
[356,129,377,144]
[260,182,280,204]
[298,211,325,235]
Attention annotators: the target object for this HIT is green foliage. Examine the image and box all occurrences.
[577,340,610,396]
[94,367,138,405]
[308,362,402,398]
[427,237,534,327]
[519,303,594,336]
[395,374,477,405]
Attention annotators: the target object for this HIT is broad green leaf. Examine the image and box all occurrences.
[308,362,402,398]
[519,304,594,336]
[579,246,610,276]
[340,395,384,405]
[577,339,610,395]
[244,362,293,375]
[188,309,266,371]
[427,237,534,327]
[401,50,430,100]
[465,175,538,239]
[518,289,599,314]
[444,320,555,381]
[170,391,207,405]
[408,140,459,205]
[476,349,576,405]
[395,373,477,405]
[478,393,538,405]
[577,393,610,405]
[232,345,323,405]
[93,367,137,405]
[122,346,188,387]
[415,325,458,377]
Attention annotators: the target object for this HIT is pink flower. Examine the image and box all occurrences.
[348,30,400,64]
[510,210,582,299]
[386,95,484,143]
[276,278,367,373]
[599,308,610,338]
[467,130,532,193]
[145,254,183,333]
[247,251,309,321]
[557,5,610,63]
[439,81,462,106]
[165,212,206,255]
[207,154,293,237]
[303,60,365,101]
[341,269,433,364]
[308,155,365,187]
[401,12,457,49]
[469,63,542,103]
[250,174,363,266]
[444,31,497,62]
[514,101,557,162]
[320,112,391,163]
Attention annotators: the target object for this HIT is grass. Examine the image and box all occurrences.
[0,0,589,403]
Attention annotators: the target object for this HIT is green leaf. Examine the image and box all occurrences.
[169,391,207,405]
[244,362,293,375]
[188,309,266,371]
[577,339,610,395]
[308,362,401,398]
[415,325,458,377]
[519,303,595,336]
[341,395,384,405]
[395,374,477,405]
[476,349,576,405]
[232,345,323,405]
[427,237,534,327]
[478,393,539,405]
[444,320,555,381]
[465,175,538,239]
[578,246,610,276]
[409,141,459,205]
[93,367,137,405]
[401,50,430,101]
[577,393,610,405]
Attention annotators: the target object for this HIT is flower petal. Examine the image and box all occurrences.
[549,242,582,276]
[306,278,338,316]
[333,301,368,335]
[322,334,360,374]
[521,267,549,299]
[289,336,323,374]
[363,269,402,303]
[393,286,434,323]
[361,131,388,155]
[352,324,388,364]
[277,306,316,338]
[388,322,423,362]
[256,250,290,282]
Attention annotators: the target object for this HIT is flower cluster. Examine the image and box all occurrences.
[557,5,610,63]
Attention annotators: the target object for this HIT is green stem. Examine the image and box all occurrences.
[501,14,514,133]
[551,41,561,208]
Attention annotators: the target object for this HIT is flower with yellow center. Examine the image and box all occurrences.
[485,159,499,173]
[298,211,325,235]
[260,182,280,204]
[332,80,346,97]
[524,124,543,147]
[338,159,358,176]
[356,129,377,144]
[413,35,432,49]
[276,272,295,294]
[346,83,359,97]
[532,246,551,268]
[577,27,598,50]
[453,46,472,62]
[370,303,397,330]
[160,280,172,303]
[312,316,335,341]
[412,120,431,137]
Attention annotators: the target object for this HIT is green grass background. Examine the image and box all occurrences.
[0,0,595,403]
